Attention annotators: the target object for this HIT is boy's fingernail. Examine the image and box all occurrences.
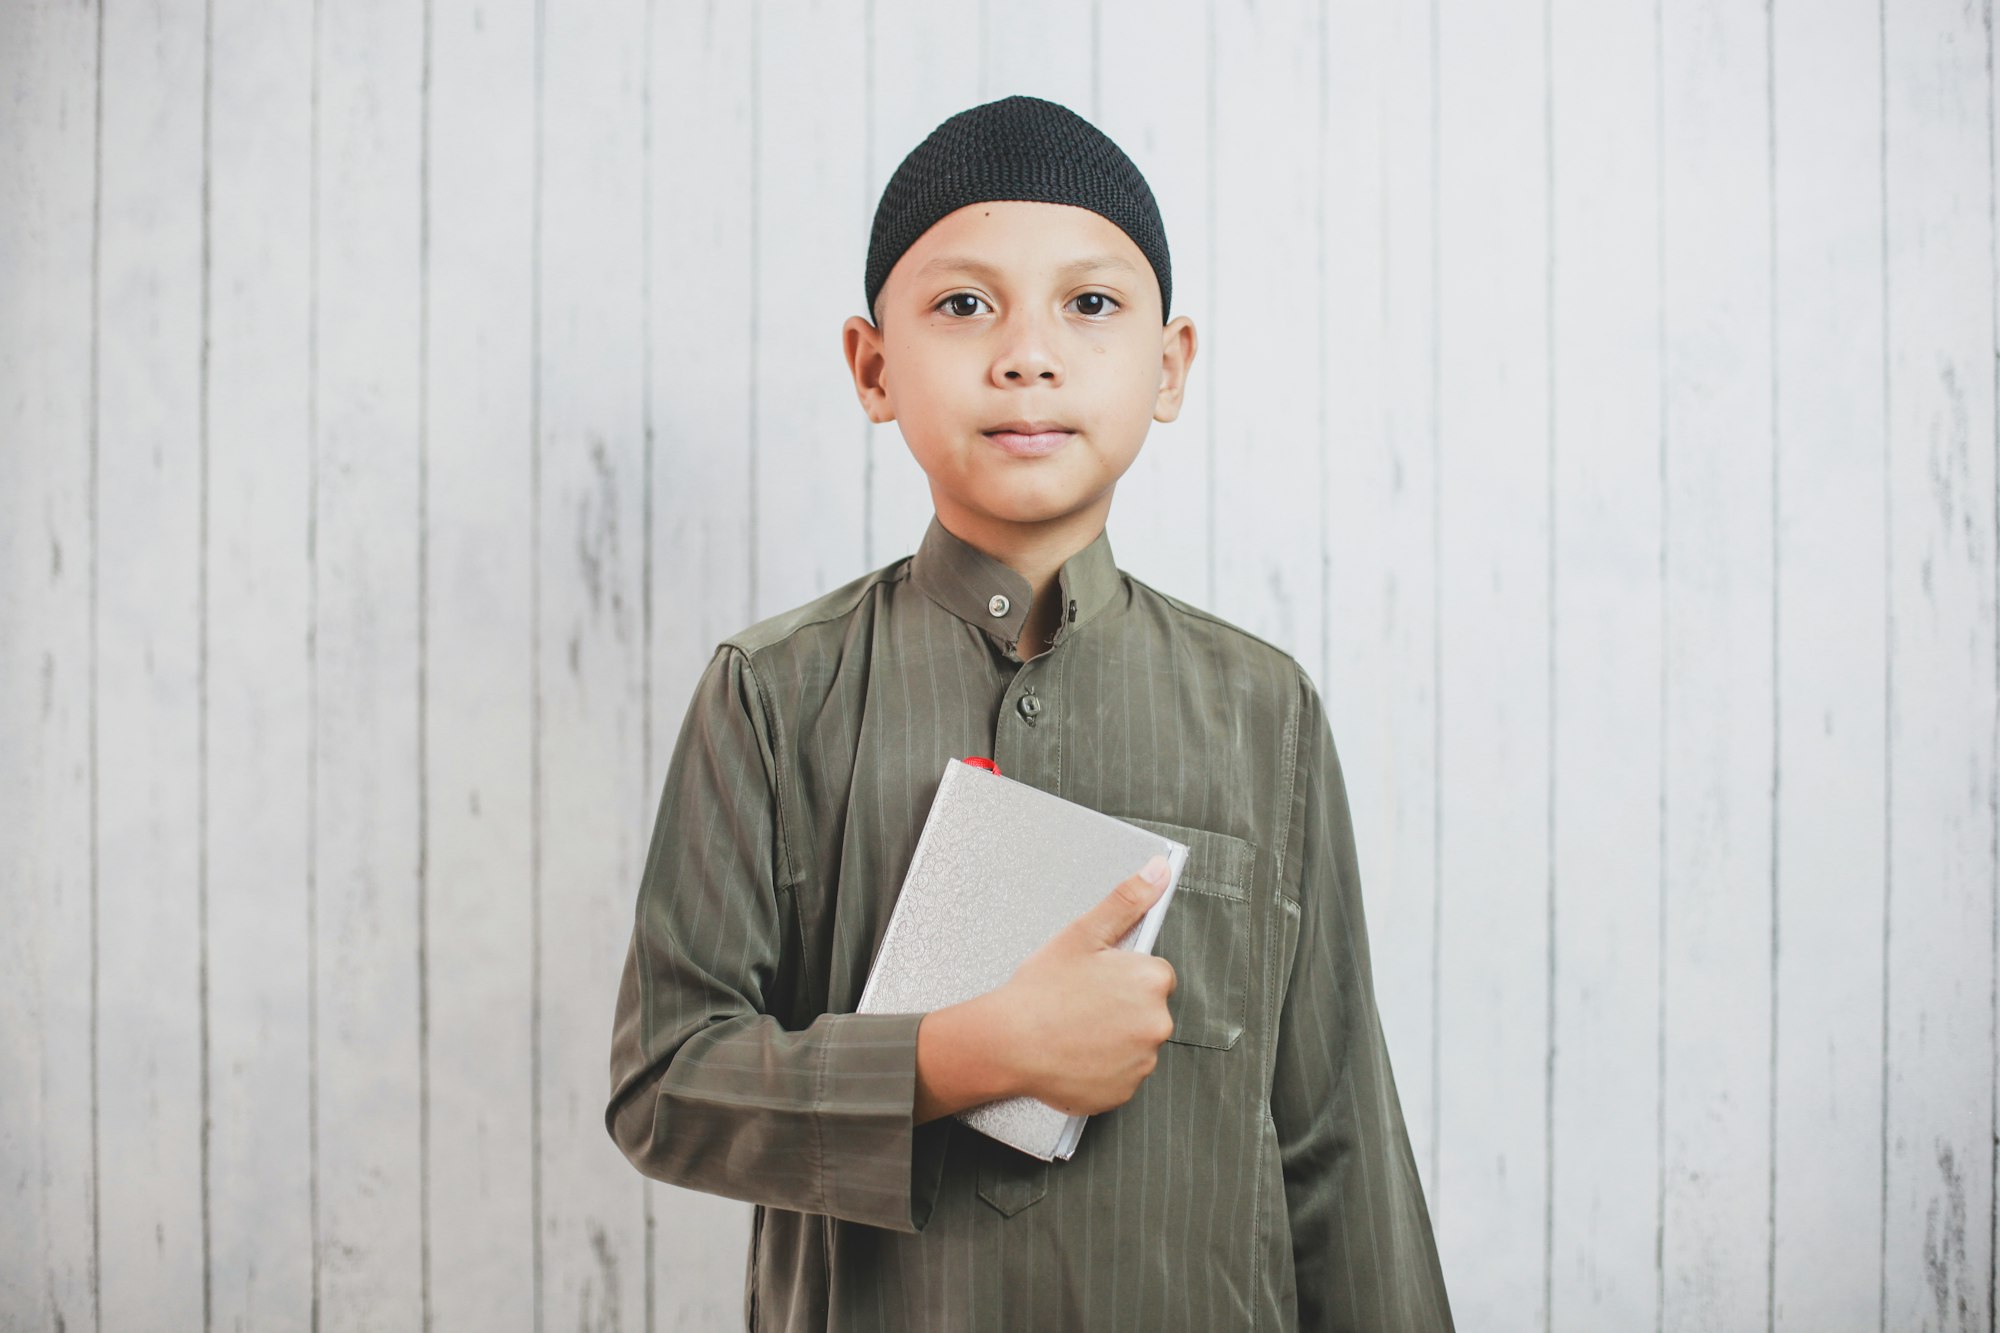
[1139,854,1168,885]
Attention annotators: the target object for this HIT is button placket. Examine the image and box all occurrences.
[994,659,1056,793]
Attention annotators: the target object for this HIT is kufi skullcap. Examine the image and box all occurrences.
[865,94,1172,323]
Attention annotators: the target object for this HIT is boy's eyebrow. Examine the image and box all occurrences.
[914,253,1141,282]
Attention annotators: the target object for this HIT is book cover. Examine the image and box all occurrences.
[854,756,1190,1161]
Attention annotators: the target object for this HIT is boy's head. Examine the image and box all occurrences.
[843,95,1197,541]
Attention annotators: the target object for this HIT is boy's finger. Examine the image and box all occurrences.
[1063,854,1170,949]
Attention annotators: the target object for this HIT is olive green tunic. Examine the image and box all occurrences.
[606,513,1453,1331]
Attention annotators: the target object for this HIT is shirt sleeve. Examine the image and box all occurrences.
[1271,667,1455,1331]
[604,642,950,1233]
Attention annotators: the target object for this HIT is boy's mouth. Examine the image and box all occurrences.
[982,421,1076,458]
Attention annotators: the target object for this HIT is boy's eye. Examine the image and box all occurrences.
[936,292,991,318]
[1070,292,1120,318]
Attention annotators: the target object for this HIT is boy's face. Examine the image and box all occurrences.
[844,199,1196,546]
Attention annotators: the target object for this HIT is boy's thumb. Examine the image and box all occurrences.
[1065,854,1171,949]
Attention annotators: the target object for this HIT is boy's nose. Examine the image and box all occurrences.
[993,340,1063,385]
[989,306,1068,386]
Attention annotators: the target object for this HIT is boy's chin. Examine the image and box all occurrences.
[949,486,1112,530]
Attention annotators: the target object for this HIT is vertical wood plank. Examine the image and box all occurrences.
[1658,1,1775,1325]
[646,0,760,1324]
[1096,0,1212,603]
[1767,0,1889,1327]
[1321,0,1444,1209]
[93,0,208,1324]
[536,0,650,1325]
[205,0,317,1325]
[754,0,870,613]
[1545,0,1664,1326]
[425,0,539,1326]
[865,0,985,569]
[1432,0,1552,1324]
[313,0,426,1323]
[1881,0,1998,1326]
[1212,0,1323,663]
[976,0,1093,107]
[0,2,101,1327]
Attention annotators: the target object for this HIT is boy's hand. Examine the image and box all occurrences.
[991,854,1178,1116]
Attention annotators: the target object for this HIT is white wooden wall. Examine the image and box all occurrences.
[3,1,1993,1329]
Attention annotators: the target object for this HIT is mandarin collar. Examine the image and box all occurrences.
[908,514,1123,656]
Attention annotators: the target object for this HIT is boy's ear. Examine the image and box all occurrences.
[1151,315,1197,425]
[843,314,895,425]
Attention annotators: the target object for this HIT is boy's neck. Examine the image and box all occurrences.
[932,498,1111,661]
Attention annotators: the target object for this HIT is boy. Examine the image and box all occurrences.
[607,94,1452,1331]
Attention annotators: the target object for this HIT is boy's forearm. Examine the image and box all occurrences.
[913,990,1025,1124]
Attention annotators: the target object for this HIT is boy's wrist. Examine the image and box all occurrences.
[964,988,1029,1099]
[913,989,1027,1124]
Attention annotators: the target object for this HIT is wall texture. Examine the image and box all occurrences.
[3,1,1994,1330]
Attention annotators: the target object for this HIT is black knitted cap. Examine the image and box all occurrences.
[865,94,1172,324]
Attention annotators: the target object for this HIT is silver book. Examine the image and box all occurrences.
[854,757,1190,1161]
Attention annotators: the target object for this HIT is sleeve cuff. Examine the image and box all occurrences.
[814,1010,953,1232]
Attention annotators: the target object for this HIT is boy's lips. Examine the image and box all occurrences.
[982,422,1076,458]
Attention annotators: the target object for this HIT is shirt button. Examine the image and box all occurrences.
[1018,693,1043,720]
[988,593,1010,617]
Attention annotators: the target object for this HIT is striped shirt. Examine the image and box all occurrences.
[606,513,1454,1331]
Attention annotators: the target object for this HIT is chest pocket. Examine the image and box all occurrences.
[1115,816,1256,1051]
